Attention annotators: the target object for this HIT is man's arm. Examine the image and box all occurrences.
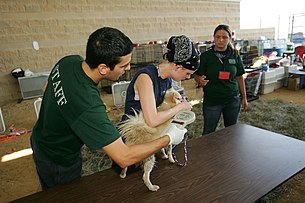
[103,136,170,168]
[103,124,186,169]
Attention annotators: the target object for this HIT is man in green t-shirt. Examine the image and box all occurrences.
[31,27,187,190]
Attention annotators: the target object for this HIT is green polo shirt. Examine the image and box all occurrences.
[195,46,245,106]
[32,55,120,166]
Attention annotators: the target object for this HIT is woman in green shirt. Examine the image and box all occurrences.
[194,24,248,135]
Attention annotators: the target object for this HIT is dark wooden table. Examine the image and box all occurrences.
[14,124,305,203]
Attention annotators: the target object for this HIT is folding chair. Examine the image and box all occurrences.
[0,107,5,133]
[34,98,42,119]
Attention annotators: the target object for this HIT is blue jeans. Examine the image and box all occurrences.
[203,95,241,135]
[30,136,82,190]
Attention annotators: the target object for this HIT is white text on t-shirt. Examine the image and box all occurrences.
[51,64,67,106]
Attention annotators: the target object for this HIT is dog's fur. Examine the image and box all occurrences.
[118,88,182,191]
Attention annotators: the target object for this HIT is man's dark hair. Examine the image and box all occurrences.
[85,27,133,70]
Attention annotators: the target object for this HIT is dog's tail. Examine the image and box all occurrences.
[118,110,157,145]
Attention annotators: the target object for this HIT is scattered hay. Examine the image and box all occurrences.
[188,98,305,141]
[239,99,305,141]
[81,147,112,176]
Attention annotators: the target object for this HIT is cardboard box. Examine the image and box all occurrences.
[288,75,300,91]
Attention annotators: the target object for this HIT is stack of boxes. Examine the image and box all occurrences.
[271,66,285,90]
[260,69,277,94]
[260,65,301,94]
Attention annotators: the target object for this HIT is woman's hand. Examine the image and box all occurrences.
[175,101,193,112]
[194,74,209,87]
[241,97,248,112]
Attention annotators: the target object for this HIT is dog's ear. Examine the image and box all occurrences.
[172,90,182,104]
[163,88,182,106]
[169,92,176,104]
[167,91,181,105]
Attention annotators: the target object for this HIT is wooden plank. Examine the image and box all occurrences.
[14,124,305,203]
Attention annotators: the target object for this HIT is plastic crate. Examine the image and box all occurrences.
[270,66,285,80]
[274,78,284,90]
[260,82,275,94]
[261,70,277,84]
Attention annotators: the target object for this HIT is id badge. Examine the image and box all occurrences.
[219,71,230,80]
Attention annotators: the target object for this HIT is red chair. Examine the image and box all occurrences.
[295,45,305,63]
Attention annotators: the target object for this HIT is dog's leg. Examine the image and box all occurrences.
[160,148,168,159]
[167,145,175,163]
[120,167,128,178]
[143,155,159,191]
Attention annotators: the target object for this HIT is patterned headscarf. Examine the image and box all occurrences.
[172,35,192,62]
[166,35,200,70]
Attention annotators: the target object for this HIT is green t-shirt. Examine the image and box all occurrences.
[195,46,245,106]
[32,55,120,166]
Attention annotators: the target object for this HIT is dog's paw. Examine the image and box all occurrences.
[148,185,160,192]
[160,148,168,159]
[169,156,175,163]
[120,168,128,178]
[120,173,126,178]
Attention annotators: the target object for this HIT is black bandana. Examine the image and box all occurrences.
[167,35,200,70]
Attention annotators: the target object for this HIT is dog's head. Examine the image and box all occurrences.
[158,88,184,111]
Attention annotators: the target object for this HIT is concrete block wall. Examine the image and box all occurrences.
[238,28,275,40]
[0,0,274,105]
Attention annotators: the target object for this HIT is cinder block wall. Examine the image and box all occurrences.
[0,0,274,105]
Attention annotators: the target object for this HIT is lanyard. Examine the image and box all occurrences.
[172,133,188,167]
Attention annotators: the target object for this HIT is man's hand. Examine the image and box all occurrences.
[163,124,187,145]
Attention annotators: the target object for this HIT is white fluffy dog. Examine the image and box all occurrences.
[118,88,182,191]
